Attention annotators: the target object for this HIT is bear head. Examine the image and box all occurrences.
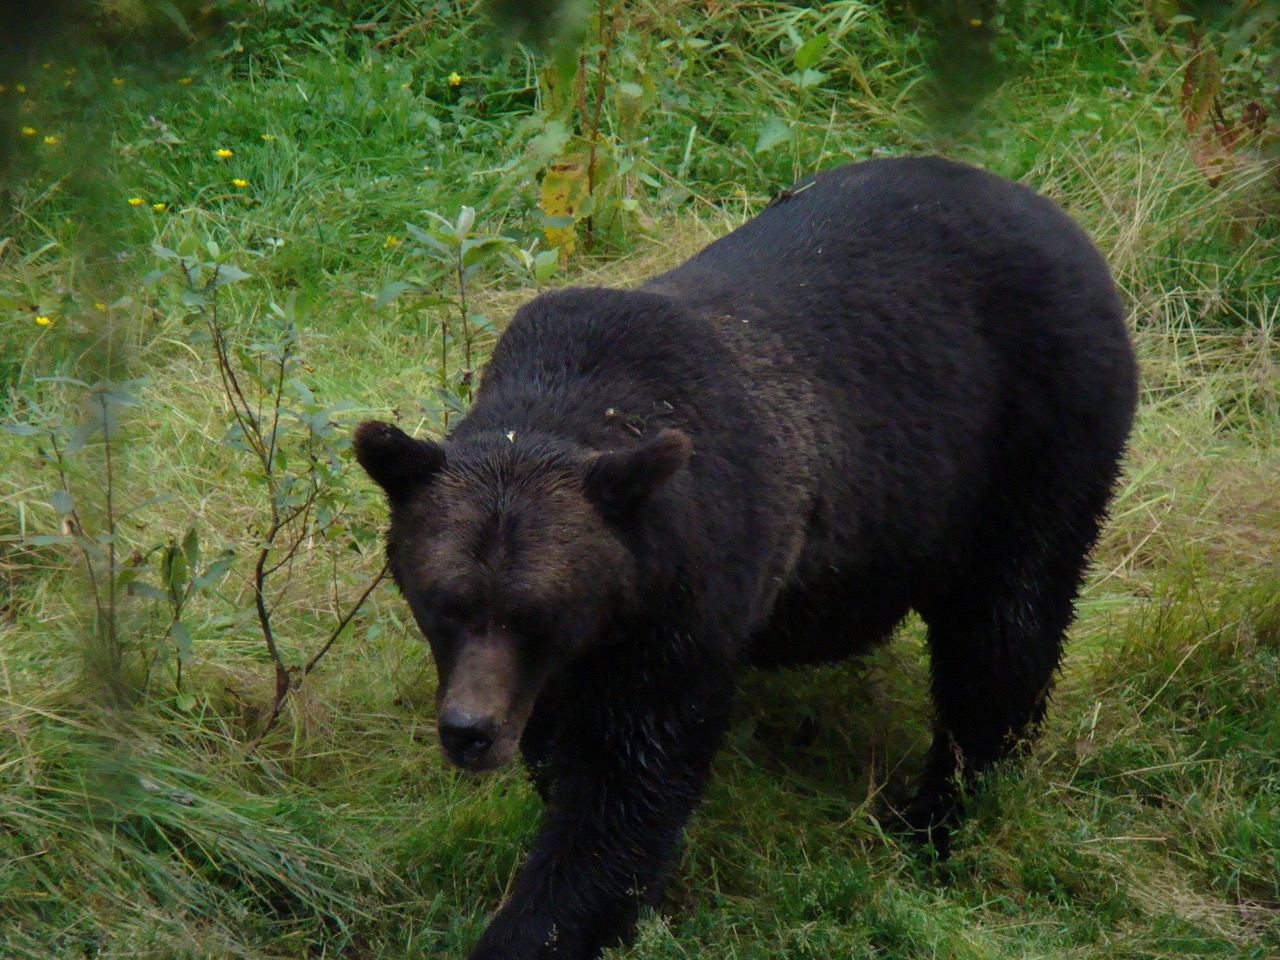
[352,419,691,772]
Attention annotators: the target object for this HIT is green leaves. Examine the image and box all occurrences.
[793,31,829,71]
[146,241,252,294]
[50,488,74,514]
[755,117,794,154]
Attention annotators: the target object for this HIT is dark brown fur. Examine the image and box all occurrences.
[353,157,1138,960]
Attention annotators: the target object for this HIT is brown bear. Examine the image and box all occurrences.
[353,156,1137,960]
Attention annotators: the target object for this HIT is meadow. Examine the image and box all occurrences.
[1,1,1278,957]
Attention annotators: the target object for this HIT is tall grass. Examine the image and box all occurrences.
[2,1,1278,957]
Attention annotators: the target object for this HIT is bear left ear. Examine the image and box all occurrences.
[352,420,446,504]
[584,429,692,520]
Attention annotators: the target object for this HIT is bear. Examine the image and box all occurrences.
[353,155,1138,960]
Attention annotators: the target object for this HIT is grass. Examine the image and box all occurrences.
[2,1,1279,957]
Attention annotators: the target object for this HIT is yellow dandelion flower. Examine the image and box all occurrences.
[969,18,983,27]
[94,301,108,310]
[43,135,58,145]
[261,134,276,141]
[128,197,144,205]
[447,72,462,86]
[152,202,167,210]
[16,84,25,93]
[21,126,36,136]
[232,178,248,187]
[384,235,400,248]
[112,77,125,85]
[178,77,193,85]
[214,148,233,158]
[42,62,51,69]
[35,315,52,326]
[401,82,411,89]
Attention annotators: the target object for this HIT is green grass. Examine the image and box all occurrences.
[3,1,1280,957]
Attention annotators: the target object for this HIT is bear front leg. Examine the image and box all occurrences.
[467,667,734,960]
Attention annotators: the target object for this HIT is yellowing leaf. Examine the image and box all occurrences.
[539,155,589,259]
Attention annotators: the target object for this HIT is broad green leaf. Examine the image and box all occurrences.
[162,544,189,594]
[375,280,415,309]
[406,222,454,255]
[193,553,234,592]
[65,420,100,454]
[755,117,793,153]
[796,68,827,90]
[288,377,315,404]
[129,582,168,601]
[533,249,560,283]
[455,206,476,238]
[170,621,194,664]
[50,489,74,514]
[182,527,200,570]
[461,237,511,269]
[213,263,251,286]
[793,32,829,71]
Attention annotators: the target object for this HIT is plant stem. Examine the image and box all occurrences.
[99,390,119,669]
[303,563,388,676]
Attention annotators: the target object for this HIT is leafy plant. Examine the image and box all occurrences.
[148,239,385,742]
[379,206,518,426]
[3,376,235,703]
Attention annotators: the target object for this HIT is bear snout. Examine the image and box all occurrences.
[438,710,495,768]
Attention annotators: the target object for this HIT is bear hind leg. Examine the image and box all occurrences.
[903,520,1100,852]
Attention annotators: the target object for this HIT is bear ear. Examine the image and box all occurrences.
[352,420,446,503]
[584,429,692,521]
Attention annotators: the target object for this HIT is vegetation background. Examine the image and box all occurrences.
[1,0,1278,957]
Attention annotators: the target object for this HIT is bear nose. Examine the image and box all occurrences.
[438,712,496,769]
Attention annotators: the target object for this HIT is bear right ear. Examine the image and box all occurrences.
[352,420,446,503]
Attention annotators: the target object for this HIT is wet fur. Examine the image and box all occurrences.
[357,156,1138,959]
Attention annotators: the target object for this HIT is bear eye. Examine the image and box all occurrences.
[433,602,469,634]
[507,608,554,643]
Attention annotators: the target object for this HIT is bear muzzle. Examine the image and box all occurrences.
[438,709,513,770]
[434,632,546,771]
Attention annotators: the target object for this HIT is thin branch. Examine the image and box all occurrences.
[244,562,389,755]
[304,563,388,676]
[99,391,119,667]
[48,432,105,636]
[264,332,291,487]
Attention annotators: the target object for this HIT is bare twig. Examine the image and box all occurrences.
[99,391,119,668]
[304,563,389,676]
[47,432,105,640]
